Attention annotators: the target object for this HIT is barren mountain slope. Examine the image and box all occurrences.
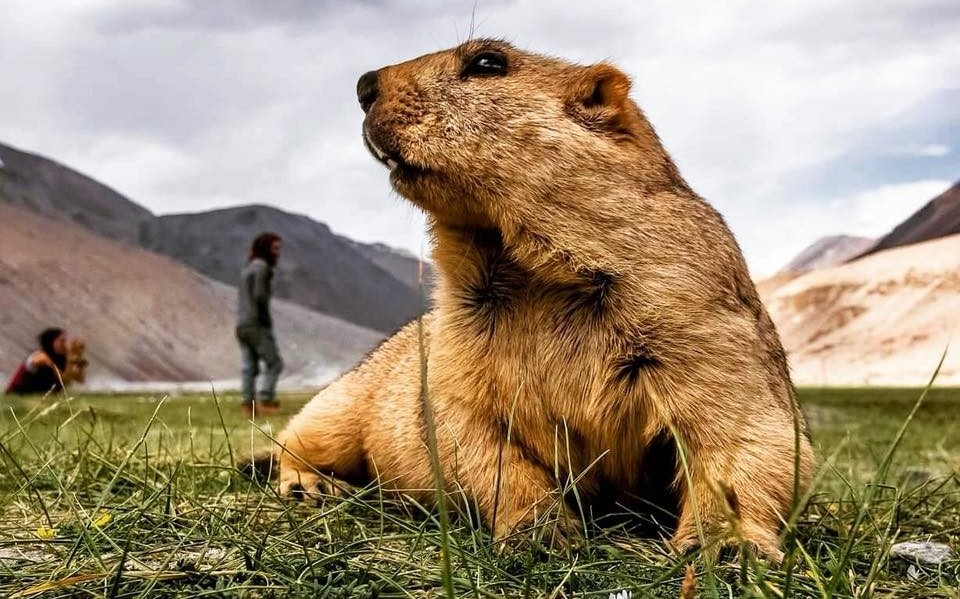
[347,239,434,293]
[139,205,427,332]
[779,235,876,273]
[856,181,960,259]
[763,234,960,386]
[0,141,429,332]
[0,203,382,388]
[0,142,152,244]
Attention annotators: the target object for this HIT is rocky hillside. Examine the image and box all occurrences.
[779,235,876,273]
[0,141,429,333]
[347,239,432,293]
[855,181,960,259]
[763,234,960,386]
[0,142,151,244]
[763,181,960,386]
[0,203,382,389]
[139,205,429,332]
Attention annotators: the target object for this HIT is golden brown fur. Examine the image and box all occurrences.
[268,39,815,559]
[62,338,88,386]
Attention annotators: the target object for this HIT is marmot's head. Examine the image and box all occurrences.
[358,39,683,229]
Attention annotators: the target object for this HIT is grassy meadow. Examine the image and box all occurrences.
[1,387,958,598]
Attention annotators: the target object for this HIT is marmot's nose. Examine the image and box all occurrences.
[357,70,379,113]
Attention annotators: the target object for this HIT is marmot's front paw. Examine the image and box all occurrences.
[490,502,581,551]
[278,468,346,501]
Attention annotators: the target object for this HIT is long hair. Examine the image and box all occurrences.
[38,327,67,371]
[248,232,281,267]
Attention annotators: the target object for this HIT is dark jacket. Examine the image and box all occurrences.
[237,258,274,328]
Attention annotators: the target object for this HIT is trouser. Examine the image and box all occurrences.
[236,324,284,403]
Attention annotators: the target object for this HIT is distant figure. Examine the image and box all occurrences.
[5,328,69,395]
[237,232,284,416]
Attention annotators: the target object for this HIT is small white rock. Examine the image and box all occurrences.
[890,541,955,565]
[608,592,632,599]
[907,564,921,581]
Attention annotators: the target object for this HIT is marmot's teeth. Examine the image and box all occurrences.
[363,126,388,160]
[386,158,399,171]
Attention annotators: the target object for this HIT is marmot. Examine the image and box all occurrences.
[266,39,815,560]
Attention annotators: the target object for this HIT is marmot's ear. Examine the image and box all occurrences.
[566,64,637,136]
[576,64,631,109]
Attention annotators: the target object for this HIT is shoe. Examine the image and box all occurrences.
[241,402,255,418]
[259,400,280,416]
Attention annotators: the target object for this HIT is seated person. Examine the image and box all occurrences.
[5,327,70,395]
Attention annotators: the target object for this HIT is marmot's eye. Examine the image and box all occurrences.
[462,51,508,78]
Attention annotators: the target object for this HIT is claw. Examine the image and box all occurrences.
[289,483,306,500]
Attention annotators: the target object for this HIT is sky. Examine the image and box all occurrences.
[0,0,958,277]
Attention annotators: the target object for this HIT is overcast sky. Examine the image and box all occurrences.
[1,0,958,276]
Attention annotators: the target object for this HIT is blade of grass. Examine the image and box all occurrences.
[416,260,456,599]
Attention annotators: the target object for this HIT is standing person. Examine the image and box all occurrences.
[236,232,284,417]
[5,327,69,395]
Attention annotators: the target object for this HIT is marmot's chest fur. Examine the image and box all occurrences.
[433,240,658,470]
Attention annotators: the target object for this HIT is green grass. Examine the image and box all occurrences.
[1,387,958,598]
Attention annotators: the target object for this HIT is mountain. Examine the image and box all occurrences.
[0,203,382,388]
[0,142,152,245]
[347,240,433,292]
[779,235,876,273]
[139,205,428,332]
[0,141,430,333]
[762,234,960,386]
[855,181,960,259]
[755,272,801,298]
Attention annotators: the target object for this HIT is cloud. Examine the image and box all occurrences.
[846,179,953,235]
[0,0,957,278]
[90,0,509,34]
[906,144,952,157]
